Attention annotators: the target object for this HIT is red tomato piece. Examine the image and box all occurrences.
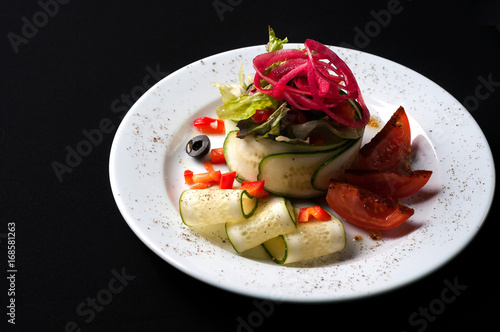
[220,171,236,189]
[326,181,414,230]
[193,117,225,134]
[297,206,331,222]
[330,100,356,123]
[345,169,432,198]
[210,148,226,164]
[357,106,411,171]
[251,109,272,124]
[240,180,269,198]
[286,110,308,124]
[308,135,325,146]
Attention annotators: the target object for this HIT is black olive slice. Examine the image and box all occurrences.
[185,135,211,158]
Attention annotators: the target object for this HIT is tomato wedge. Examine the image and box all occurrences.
[326,181,414,230]
[357,106,411,171]
[240,180,269,198]
[297,206,331,222]
[345,169,432,198]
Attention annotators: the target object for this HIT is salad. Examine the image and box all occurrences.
[178,28,432,265]
[213,28,369,198]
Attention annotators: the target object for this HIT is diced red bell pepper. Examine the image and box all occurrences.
[297,206,331,222]
[190,183,210,190]
[210,148,226,164]
[203,161,221,182]
[193,117,225,134]
[191,172,218,184]
[184,161,222,188]
[220,171,236,189]
[240,180,269,198]
[204,160,215,172]
[184,170,194,185]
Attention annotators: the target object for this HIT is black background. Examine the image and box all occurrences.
[1,0,499,331]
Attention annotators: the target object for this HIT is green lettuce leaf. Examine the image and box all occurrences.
[266,26,288,52]
[238,62,248,90]
[215,92,280,121]
[236,103,290,139]
[291,118,364,140]
[210,82,245,103]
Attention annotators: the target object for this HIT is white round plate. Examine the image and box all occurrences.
[109,44,495,302]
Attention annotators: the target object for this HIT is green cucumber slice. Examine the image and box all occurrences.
[262,205,346,264]
[226,195,296,253]
[312,137,362,191]
[223,130,346,182]
[179,189,258,227]
[256,146,350,198]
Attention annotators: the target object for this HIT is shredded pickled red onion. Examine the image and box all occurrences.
[253,39,370,128]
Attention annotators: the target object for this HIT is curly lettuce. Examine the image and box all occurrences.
[266,26,288,52]
[214,92,280,121]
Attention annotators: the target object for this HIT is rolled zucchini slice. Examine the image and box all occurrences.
[262,208,346,264]
[223,130,347,182]
[256,147,345,198]
[226,195,296,253]
[312,137,362,191]
[179,189,258,227]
